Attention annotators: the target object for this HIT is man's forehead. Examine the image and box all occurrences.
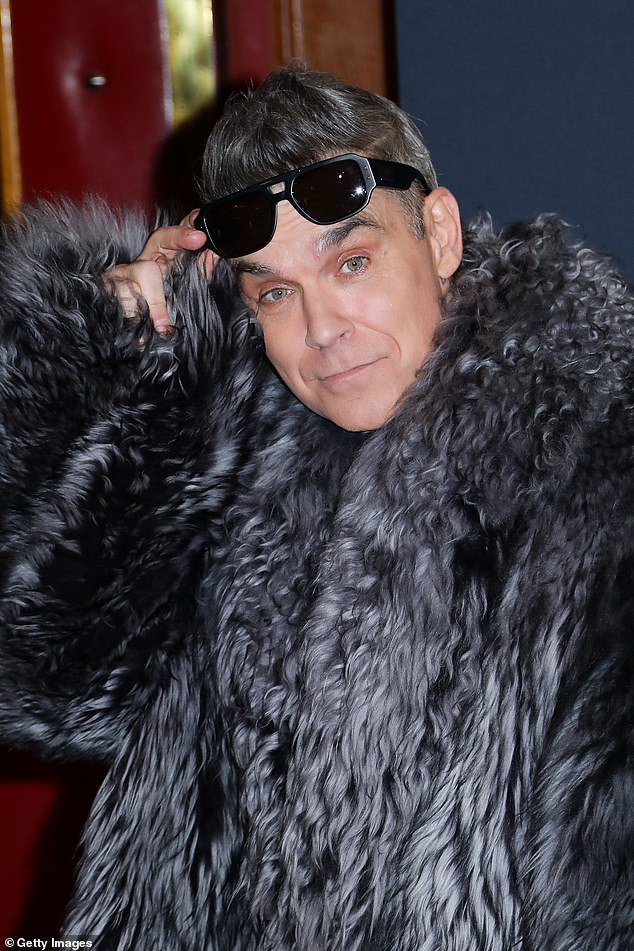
[233,207,385,274]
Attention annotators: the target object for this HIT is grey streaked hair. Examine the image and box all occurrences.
[200,63,438,235]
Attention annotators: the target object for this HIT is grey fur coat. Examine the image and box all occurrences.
[0,203,632,950]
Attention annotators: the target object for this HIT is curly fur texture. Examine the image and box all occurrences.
[0,204,632,950]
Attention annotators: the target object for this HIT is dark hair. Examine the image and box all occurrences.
[200,64,437,233]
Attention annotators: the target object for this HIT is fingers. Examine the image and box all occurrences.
[104,260,174,335]
[139,223,207,264]
[103,218,208,335]
[153,214,220,284]
[179,209,201,229]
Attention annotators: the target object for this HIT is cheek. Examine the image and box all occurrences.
[401,284,441,361]
[373,287,439,365]
[411,310,439,365]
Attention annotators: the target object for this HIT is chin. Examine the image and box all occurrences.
[323,403,394,432]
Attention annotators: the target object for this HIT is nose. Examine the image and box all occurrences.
[303,290,354,350]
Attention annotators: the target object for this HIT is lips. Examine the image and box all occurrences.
[318,358,382,387]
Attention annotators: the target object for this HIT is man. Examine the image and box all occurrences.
[0,64,632,950]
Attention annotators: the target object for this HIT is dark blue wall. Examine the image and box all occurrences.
[395,2,633,277]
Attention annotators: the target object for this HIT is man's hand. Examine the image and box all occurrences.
[103,212,210,335]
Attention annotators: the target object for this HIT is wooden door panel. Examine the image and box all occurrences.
[272,0,394,95]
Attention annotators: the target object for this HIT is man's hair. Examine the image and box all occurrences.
[200,63,437,235]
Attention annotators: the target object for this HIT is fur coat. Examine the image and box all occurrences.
[0,203,632,950]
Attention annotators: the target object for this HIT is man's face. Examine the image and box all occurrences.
[236,189,461,431]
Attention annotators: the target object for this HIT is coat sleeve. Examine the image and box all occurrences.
[0,201,260,761]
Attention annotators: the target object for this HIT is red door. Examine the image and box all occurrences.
[10,0,171,211]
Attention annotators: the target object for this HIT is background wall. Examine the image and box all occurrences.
[395,1,633,278]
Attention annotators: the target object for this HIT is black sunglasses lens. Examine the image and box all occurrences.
[292,159,369,223]
[203,191,275,257]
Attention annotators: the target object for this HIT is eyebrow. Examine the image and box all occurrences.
[233,213,383,278]
[316,214,382,252]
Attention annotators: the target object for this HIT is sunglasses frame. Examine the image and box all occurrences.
[194,152,430,258]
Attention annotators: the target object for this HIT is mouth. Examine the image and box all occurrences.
[319,359,382,386]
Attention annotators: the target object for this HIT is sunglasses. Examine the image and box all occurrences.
[194,152,430,259]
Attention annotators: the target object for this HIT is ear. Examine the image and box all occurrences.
[422,187,463,285]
